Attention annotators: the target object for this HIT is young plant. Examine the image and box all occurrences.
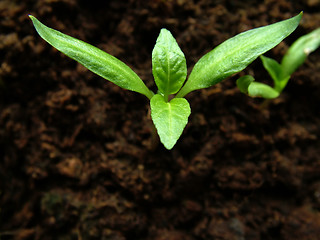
[237,26,320,99]
[29,13,302,150]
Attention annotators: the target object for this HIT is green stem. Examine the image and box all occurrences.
[175,86,189,98]
[146,89,155,100]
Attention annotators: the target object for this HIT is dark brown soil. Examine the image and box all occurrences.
[1,0,320,239]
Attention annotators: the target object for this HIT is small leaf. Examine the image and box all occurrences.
[281,27,320,76]
[152,29,187,99]
[29,15,153,99]
[248,82,280,99]
[176,13,302,97]
[260,55,289,92]
[236,75,255,94]
[150,94,190,150]
[260,55,283,82]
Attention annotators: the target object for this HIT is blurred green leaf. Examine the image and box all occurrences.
[281,27,320,76]
[236,75,255,94]
[248,82,280,99]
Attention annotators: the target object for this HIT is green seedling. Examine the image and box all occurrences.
[237,26,320,99]
[29,13,302,149]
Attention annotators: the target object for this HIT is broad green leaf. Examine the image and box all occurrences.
[150,94,190,150]
[29,15,153,99]
[236,75,255,94]
[260,55,289,92]
[281,27,320,76]
[176,13,302,98]
[152,29,187,99]
[248,82,280,99]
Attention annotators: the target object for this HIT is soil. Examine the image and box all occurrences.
[1,0,320,239]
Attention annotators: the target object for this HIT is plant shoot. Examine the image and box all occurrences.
[29,13,302,149]
[237,26,320,99]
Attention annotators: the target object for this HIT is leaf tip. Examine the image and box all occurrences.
[28,15,38,26]
[295,11,303,23]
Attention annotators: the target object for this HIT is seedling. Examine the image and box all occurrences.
[237,26,320,99]
[29,13,302,149]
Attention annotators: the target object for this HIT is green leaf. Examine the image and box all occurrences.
[281,27,320,76]
[236,75,255,94]
[248,82,280,99]
[152,29,187,99]
[260,55,283,82]
[260,55,289,92]
[150,94,190,150]
[176,12,302,98]
[29,15,153,99]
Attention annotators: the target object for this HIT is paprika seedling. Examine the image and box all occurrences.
[237,25,319,99]
[29,13,302,149]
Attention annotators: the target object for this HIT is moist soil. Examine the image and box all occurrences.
[1,0,320,239]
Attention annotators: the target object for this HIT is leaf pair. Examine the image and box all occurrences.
[151,29,190,149]
[30,13,302,149]
[236,75,280,99]
[237,26,320,99]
